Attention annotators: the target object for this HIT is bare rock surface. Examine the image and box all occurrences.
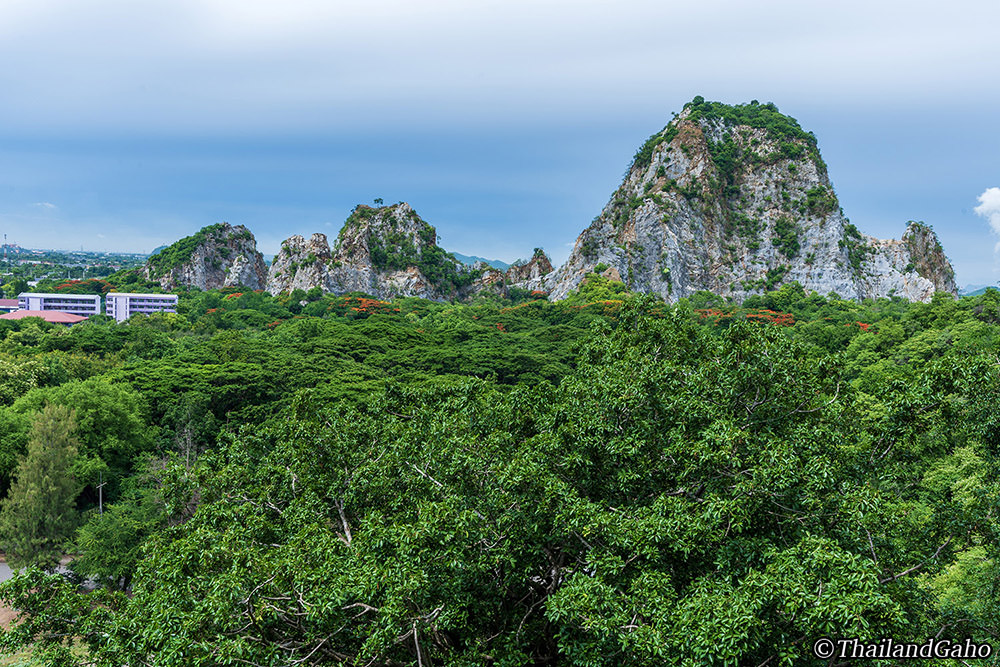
[263,100,956,305]
[268,203,469,300]
[144,223,267,291]
[544,99,956,303]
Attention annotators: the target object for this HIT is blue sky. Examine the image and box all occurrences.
[1,0,998,287]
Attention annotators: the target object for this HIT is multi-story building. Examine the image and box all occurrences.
[105,292,178,323]
[17,292,101,317]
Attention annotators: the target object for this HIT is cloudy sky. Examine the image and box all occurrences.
[2,0,998,286]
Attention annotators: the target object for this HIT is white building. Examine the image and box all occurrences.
[17,292,101,317]
[105,292,178,323]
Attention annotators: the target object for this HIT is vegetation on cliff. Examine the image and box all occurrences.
[631,96,825,178]
[144,223,231,279]
[343,204,477,293]
[560,98,954,304]
[106,222,261,292]
[905,221,957,286]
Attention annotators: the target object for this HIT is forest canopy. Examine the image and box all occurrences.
[0,281,998,665]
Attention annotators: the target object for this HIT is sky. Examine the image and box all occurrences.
[1,0,998,287]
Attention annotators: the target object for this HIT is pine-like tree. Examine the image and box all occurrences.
[0,403,79,570]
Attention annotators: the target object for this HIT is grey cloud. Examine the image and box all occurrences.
[0,0,998,135]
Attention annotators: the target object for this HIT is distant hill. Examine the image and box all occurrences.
[149,245,168,256]
[961,285,998,296]
[451,253,510,271]
[133,98,964,306]
[268,203,477,299]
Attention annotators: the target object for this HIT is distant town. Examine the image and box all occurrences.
[1,243,149,287]
[0,243,176,325]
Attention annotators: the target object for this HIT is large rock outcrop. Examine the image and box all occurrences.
[267,203,472,300]
[266,233,335,295]
[268,205,558,300]
[545,98,956,303]
[264,100,956,304]
[143,223,267,291]
[505,249,554,292]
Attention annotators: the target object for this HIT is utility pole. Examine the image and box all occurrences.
[96,471,107,515]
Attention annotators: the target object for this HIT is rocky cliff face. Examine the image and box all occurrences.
[268,205,558,300]
[264,102,955,304]
[505,250,554,292]
[545,98,956,303]
[266,233,334,295]
[144,223,267,291]
[860,222,957,300]
[267,203,473,300]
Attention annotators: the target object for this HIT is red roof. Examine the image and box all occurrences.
[0,310,88,324]
[0,299,18,308]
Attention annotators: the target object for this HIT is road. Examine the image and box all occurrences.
[0,560,72,583]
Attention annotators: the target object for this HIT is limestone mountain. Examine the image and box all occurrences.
[546,97,956,302]
[268,203,555,300]
[267,203,477,300]
[142,222,267,291]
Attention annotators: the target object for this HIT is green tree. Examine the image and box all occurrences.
[0,409,30,497]
[0,296,998,665]
[72,459,171,591]
[2,278,28,298]
[0,404,79,570]
[0,356,49,405]
[10,377,156,499]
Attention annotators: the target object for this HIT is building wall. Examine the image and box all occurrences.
[106,293,178,323]
[17,293,100,316]
[14,292,179,323]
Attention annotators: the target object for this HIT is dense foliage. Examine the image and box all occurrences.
[0,281,998,665]
[684,97,818,152]
[630,98,830,208]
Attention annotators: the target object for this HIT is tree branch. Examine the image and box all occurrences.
[879,538,951,584]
